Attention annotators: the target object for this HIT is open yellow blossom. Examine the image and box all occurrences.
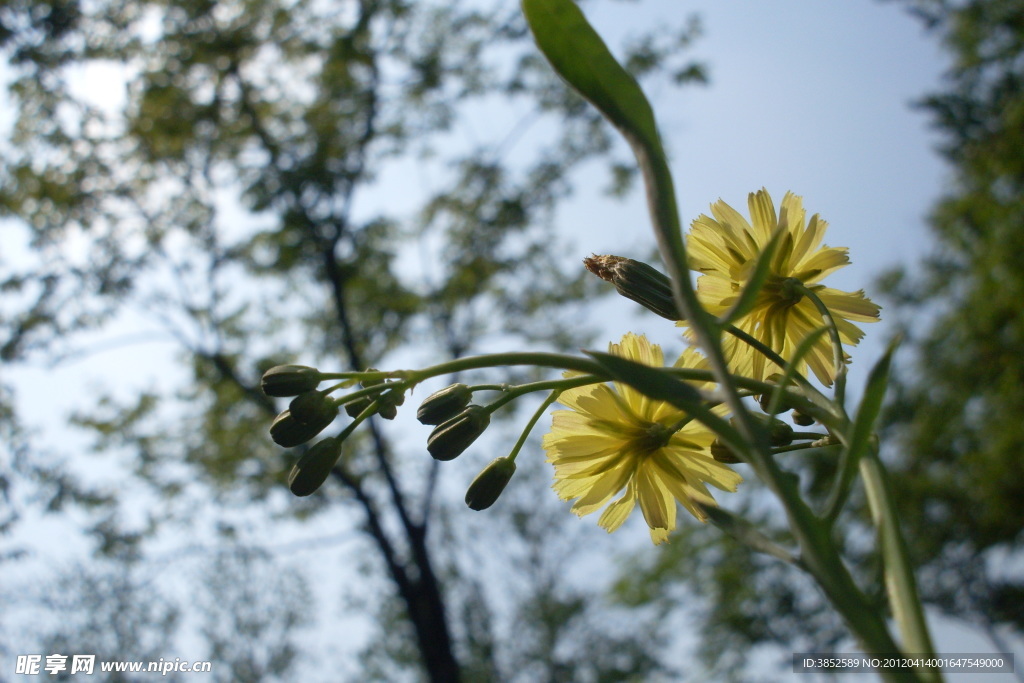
[685,189,880,386]
[542,333,742,544]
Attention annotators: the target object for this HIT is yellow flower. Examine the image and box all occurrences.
[685,189,880,386]
[542,333,742,545]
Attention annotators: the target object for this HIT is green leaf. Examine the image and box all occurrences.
[521,0,660,149]
[697,502,798,565]
[522,0,693,314]
[717,225,784,328]
[823,337,899,524]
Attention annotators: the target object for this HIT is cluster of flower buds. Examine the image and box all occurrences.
[712,414,795,463]
[757,374,818,427]
[262,366,516,508]
[415,383,517,506]
[416,383,492,462]
[262,365,344,496]
[344,368,405,420]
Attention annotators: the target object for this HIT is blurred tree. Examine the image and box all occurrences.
[876,0,1024,645]
[611,1,1024,680]
[35,559,181,682]
[197,546,312,682]
[0,0,706,679]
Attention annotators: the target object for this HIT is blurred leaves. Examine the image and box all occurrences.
[875,0,1024,633]
[0,0,708,679]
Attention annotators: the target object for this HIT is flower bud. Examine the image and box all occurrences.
[376,386,405,421]
[344,397,372,418]
[584,255,683,321]
[766,417,794,447]
[465,457,516,510]
[427,405,490,461]
[711,439,741,463]
[417,383,472,425]
[344,369,405,420]
[288,437,343,497]
[261,365,321,397]
[270,407,337,448]
[289,390,336,425]
[757,374,796,414]
[792,409,815,427]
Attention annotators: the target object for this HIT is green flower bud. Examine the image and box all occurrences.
[261,365,321,397]
[757,374,796,414]
[270,407,337,448]
[344,369,405,420]
[344,396,372,418]
[584,254,683,321]
[766,417,794,447]
[417,383,472,425]
[289,390,336,425]
[792,409,815,427]
[465,457,516,510]
[377,386,406,421]
[711,439,741,463]
[288,437,343,496]
[427,405,490,461]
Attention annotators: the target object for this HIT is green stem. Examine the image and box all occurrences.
[771,440,839,455]
[470,384,507,393]
[506,389,564,463]
[485,375,601,413]
[792,431,829,441]
[401,352,606,385]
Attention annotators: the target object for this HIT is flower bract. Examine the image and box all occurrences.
[685,188,880,385]
[542,333,742,544]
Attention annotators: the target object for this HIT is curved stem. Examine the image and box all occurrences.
[506,389,564,463]
[485,375,602,413]
[402,352,607,384]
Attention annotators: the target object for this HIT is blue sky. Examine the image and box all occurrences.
[520,0,954,394]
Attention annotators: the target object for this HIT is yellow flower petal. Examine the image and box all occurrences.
[636,464,674,532]
[598,480,638,533]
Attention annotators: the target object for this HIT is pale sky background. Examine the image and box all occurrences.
[4,0,1021,680]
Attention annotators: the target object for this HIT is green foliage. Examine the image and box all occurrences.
[876,0,1024,632]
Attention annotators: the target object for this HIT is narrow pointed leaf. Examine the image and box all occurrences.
[824,337,899,524]
[718,225,785,327]
[697,502,798,565]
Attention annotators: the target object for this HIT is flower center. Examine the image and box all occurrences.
[764,275,805,307]
[629,422,673,457]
